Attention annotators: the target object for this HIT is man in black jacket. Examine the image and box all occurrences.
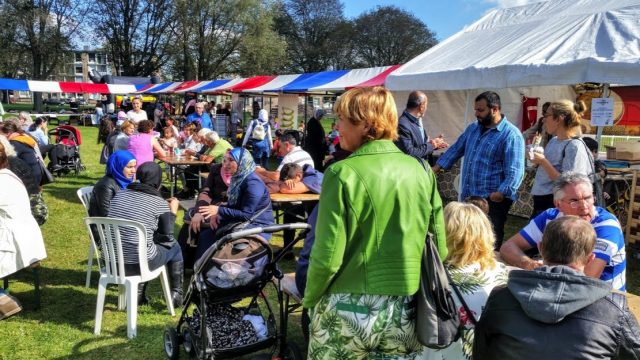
[474,216,640,360]
[395,91,447,164]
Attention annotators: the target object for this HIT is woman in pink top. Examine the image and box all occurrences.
[127,120,166,168]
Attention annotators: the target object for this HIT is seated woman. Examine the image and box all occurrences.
[177,161,230,269]
[0,120,41,186]
[421,201,509,360]
[113,120,135,152]
[127,120,166,167]
[89,150,137,217]
[195,148,274,261]
[0,141,47,319]
[107,162,184,307]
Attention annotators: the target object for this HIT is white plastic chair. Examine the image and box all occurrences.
[84,217,175,339]
[77,186,97,288]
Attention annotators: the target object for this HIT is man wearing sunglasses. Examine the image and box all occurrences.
[500,172,626,290]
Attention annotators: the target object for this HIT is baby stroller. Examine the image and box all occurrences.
[47,125,85,175]
[164,223,310,360]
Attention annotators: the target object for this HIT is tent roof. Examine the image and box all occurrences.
[240,74,302,93]
[308,65,399,92]
[281,70,349,93]
[386,0,640,91]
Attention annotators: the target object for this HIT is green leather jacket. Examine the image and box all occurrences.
[303,140,447,308]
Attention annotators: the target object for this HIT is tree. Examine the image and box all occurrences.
[352,6,437,67]
[1,0,89,109]
[167,0,285,80]
[274,0,347,72]
[235,2,289,76]
[92,0,175,76]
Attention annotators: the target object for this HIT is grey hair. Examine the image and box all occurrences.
[204,131,220,144]
[18,111,31,121]
[553,171,593,201]
[197,128,212,138]
[0,135,16,157]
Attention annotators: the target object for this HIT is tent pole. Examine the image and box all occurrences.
[595,84,609,149]
[458,91,472,201]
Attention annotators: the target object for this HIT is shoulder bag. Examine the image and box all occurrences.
[414,158,462,348]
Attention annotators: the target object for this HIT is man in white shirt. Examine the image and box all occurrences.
[255,132,314,181]
[126,97,148,124]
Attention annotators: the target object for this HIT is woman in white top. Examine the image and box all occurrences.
[0,141,47,281]
[420,201,508,360]
[126,97,148,124]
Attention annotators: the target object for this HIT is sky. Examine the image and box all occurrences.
[343,0,542,41]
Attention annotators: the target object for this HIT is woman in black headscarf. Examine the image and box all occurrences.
[107,161,184,307]
[304,108,327,171]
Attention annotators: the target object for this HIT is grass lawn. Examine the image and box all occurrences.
[0,125,637,359]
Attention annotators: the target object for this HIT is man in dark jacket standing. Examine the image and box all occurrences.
[395,91,447,164]
[474,216,640,360]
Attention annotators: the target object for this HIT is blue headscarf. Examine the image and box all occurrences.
[227,147,256,206]
[106,150,136,189]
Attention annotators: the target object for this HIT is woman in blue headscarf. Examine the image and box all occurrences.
[195,147,274,260]
[89,150,136,217]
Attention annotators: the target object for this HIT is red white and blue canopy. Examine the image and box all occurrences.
[0,65,399,95]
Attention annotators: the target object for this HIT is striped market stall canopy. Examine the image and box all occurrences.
[0,65,401,95]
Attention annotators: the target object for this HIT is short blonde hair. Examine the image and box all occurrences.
[333,86,398,142]
[444,202,496,271]
[120,120,135,132]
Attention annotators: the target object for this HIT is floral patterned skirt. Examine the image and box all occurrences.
[308,293,423,360]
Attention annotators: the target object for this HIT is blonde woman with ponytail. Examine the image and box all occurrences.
[530,99,593,217]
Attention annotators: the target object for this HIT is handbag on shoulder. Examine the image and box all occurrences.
[415,233,462,349]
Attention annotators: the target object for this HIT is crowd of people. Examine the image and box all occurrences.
[1,86,638,359]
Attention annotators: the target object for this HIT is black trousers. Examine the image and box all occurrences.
[487,197,514,251]
[531,194,555,219]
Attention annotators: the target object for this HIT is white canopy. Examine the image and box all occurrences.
[386,0,640,91]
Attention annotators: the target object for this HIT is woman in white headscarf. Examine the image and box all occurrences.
[242,109,272,168]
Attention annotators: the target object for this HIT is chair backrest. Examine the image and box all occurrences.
[84,217,153,282]
[77,186,94,216]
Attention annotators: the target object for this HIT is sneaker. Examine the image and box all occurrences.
[0,293,22,320]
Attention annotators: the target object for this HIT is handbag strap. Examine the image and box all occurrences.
[444,268,478,325]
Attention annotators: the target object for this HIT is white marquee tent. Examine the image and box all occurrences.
[385,0,640,142]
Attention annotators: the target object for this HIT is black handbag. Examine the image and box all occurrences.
[38,158,54,185]
[414,157,462,348]
[415,233,462,349]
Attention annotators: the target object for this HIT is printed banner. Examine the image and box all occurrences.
[278,94,298,130]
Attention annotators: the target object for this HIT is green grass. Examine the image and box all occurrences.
[0,125,636,359]
[0,126,302,359]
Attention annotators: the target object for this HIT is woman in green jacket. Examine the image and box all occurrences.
[304,86,447,359]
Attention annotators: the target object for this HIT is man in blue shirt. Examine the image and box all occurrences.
[395,91,448,164]
[433,91,525,248]
[186,102,213,130]
[500,172,626,291]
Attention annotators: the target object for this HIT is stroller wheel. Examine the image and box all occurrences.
[163,327,180,360]
[281,341,302,360]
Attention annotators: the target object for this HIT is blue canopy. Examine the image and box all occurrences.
[281,70,349,92]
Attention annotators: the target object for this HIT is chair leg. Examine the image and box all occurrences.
[85,242,95,288]
[117,285,126,310]
[160,267,175,316]
[33,266,41,310]
[126,280,139,339]
[94,278,108,335]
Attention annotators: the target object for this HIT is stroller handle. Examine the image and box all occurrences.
[219,223,311,242]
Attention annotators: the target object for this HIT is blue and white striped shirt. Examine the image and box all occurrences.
[436,116,525,201]
[520,207,626,291]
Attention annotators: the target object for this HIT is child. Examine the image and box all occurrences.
[278,163,323,194]
[158,126,178,153]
